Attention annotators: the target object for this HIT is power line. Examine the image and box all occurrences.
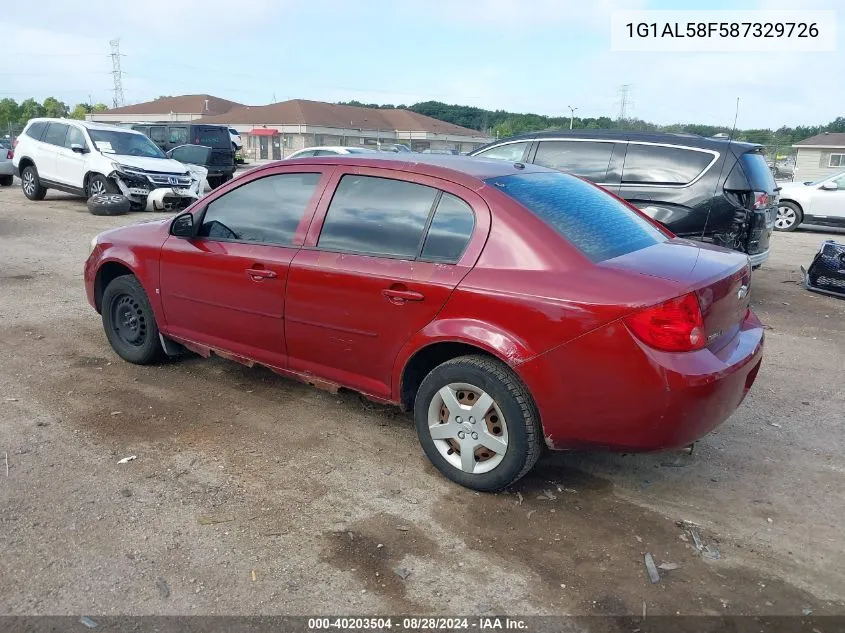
[110,38,125,108]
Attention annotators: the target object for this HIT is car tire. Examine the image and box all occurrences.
[775,201,802,232]
[207,176,223,189]
[414,354,542,491]
[21,165,47,200]
[101,275,165,365]
[88,193,131,216]
[87,174,119,197]
[0,175,13,187]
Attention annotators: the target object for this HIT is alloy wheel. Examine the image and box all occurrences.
[97,194,126,205]
[776,205,796,230]
[427,382,509,474]
[22,171,35,196]
[90,179,107,196]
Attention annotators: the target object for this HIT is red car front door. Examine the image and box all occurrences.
[158,168,330,368]
[284,167,487,400]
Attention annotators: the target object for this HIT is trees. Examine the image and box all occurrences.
[0,99,20,129]
[69,103,109,120]
[352,99,842,152]
[17,98,45,124]
[0,98,112,130]
[69,104,90,120]
[42,97,69,119]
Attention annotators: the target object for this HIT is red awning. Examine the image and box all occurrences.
[249,128,280,136]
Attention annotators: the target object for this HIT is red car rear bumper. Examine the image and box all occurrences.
[517,309,765,452]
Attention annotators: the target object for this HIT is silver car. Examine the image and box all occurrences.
[0,139,14,187]
[777,171,845,231]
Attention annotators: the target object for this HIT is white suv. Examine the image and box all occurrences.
[13,118,195,209]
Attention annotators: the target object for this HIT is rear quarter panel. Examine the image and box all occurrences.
[389,184,682,400]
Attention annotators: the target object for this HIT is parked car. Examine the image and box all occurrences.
[84,155,764,490]
[12,119,202,210]
[228,127,243,152]
[286,146,378,159]
[378,143,413,153]
[130,123,235,188]
[470,131,778,267]
[768,159,794,181]
[422,148,460,155]
[0,139,13,186]
[776,171,845,231]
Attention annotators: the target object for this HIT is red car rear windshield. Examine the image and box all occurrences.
[487,171,666,262]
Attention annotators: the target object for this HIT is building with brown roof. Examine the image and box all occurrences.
[92,94,244,122]
[89,95,490,158]
[792,132,845,182]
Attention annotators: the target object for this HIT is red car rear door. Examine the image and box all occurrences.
[158,166,332,368]
[284,166,489,400]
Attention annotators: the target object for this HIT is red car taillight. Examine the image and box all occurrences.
[5,150,12,160]
[624,293,706,352]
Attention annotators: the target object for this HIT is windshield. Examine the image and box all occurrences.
[191,126,230,148]
[229,128,239,135]
[88,130,166,159]
[168,144,212,166]
[345,147,377,154]
[809,171,845,186]
[739,151,777,192]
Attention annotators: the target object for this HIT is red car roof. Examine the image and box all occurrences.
[264,154,552,190]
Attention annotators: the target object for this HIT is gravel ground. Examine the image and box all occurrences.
[1,184,844,616]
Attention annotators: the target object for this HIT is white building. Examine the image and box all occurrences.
[792,132,845,183]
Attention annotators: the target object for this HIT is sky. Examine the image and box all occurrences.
[0,0,841,129]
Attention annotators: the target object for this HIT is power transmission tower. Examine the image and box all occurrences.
[617,84,631,122]
[110,38,125,109]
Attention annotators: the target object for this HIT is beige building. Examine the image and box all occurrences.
[88,94,490,159]
[792,132,845,183]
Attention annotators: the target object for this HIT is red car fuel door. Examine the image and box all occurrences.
[284,167,489,400]
[158,168,331,368]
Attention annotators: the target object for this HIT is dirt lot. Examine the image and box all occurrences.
[1,184,844,617]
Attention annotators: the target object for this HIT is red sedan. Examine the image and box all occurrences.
[84,155,764,491]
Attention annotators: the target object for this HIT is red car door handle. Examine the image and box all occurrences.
[246,267,277,280]
[382,288,425,303]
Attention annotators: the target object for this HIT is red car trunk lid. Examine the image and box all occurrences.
[602,239,751,345]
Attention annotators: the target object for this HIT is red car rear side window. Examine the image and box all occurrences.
[487,171,666,262]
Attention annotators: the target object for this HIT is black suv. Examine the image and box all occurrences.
[470,131,778,266]
[130,123,235,188]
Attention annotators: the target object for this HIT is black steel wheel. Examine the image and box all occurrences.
[101,275,164,364]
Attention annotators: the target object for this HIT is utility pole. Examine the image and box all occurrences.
[617,84,631,123]
[567,105,578,130]
[110,39,125,109]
